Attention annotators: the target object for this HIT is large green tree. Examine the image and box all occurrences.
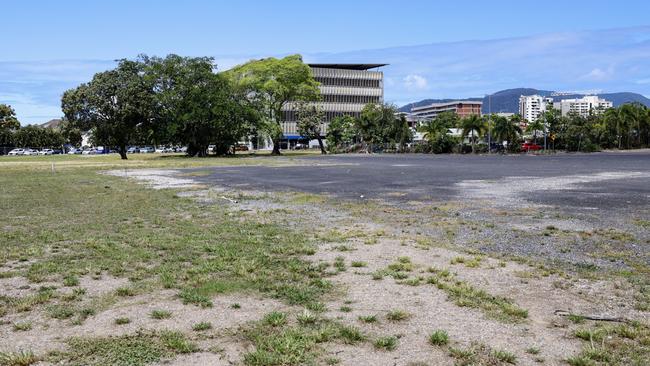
[326,115,356,152]
[227,55,320,155]
[143,55,257,156]
[295,102,326,154]
[62,60,155,159]
[356,103,409,152]
[0,104,20,148]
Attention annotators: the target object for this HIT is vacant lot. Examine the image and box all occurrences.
[1,152,648,366]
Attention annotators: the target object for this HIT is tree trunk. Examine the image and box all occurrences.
[317,136,327,154]
[271,138,281,155]
[118,144,128,160]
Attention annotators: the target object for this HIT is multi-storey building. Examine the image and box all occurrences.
[281,64,386,144]
[553,96,613,117]
[410,101,482,119]
[519,95,553,123]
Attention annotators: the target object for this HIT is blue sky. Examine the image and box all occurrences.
[2,0,650,123]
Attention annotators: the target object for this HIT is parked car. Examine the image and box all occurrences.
[294,143,308,150]
[23,149,39,156]
[521,142,542,152]
[155,147,165,153]
[140,146,155,153]
[39,149,54,155]
[8,148,25,156]
[82,149,98,155]
[67,148,82,154]
[52,149,63,155]
[127,147,140,154]
[234,144,249,152]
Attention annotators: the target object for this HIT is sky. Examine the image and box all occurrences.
[2,0,650,124]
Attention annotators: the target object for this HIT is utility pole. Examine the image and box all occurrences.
[487,94,492,153]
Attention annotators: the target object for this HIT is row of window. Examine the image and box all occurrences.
[315,77,381,88]
[320,94,381,104]
[282,111,361,123]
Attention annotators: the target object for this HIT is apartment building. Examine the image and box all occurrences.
[553,95,613,117]
[519,95,553,123]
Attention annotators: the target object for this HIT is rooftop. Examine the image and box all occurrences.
[412,100,483,111]
[308,63,387,70]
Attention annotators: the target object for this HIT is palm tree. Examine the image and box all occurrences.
[525,119,544,144]
[459,114,486,153]
[492,115,522,150]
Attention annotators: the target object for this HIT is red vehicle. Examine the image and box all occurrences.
[521,142,542,152]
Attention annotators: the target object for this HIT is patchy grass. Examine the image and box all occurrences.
[53,330,196,365]
[0,161,331,319]
[358,315,378,323]
[114,317,130,325]
[425,267,528,323]
[373,336,398,351]
[449,343,517,365]
[192,321,212,331]
[0,350,39,366]
[242,312,366,365]
[568,322,650,365]
[262,311,287,327]
[429,330,449,346]
[386,309,411,322]
[12,321,33,332]
[150,309,172,319]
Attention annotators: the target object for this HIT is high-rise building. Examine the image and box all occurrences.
[519,95,553,123]
[410,101,482,119]
[553,96,613,117]
[281,64,386,143]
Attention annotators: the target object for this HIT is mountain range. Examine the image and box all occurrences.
[398,88,650,114]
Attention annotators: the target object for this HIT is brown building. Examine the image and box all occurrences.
[411,100,482,119]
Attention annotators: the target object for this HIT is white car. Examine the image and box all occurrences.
[155,147,166,153]
[82,149,97,155]
[67,148,82,154]
[140,146,155,153]
[8,148,25,156]
[23,149,39,156]
[39,149,54,155]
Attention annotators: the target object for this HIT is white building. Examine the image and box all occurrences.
[519,95,553,123]
[553,96,613,117]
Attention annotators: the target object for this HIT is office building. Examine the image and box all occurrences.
[411,101,482,119]
[281,64,386,145]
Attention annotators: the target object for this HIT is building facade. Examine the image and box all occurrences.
[519,95,553,123]
[410,101,482,119]
[281,64,386,142]
[553,96,613,117]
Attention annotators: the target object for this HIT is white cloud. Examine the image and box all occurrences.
[403,74,428,91]
[581,67,614,81]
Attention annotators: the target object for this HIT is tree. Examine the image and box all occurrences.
[62,60,155,159]
[525,119,544,145]
[0,104,20,149]
[418,111,458,153]
[326,115,356,152]
[491,114,522,151]
[458,114,486,153]
[0,104,20,130]
[295,102,326,154]
[356,103,405,152]
[227,55,320,155]
[143,55,257,156]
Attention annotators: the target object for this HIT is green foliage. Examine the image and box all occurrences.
[458,114,487,153]
[263,311,288,327]
[192,322,212,331]
[356,103,411,152]
[62,59,154,159]
[227,54,320,154]
[326,115,356,152]
[114,317,130,325]
[150,309,172,319]
[386,309,411,321]
[418,111,459,153]
[295,102,326,153]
